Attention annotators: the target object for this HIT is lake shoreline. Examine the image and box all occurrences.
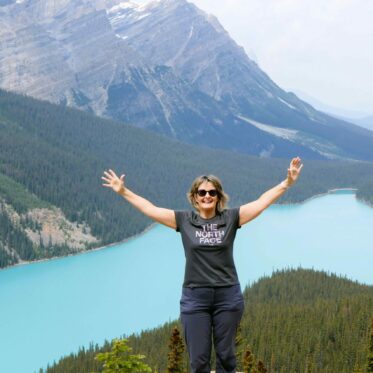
[302,188,372,209]
[298,187,358,204]
[0,222,158,272]
[1,188,367,271]
[3,190,373,373]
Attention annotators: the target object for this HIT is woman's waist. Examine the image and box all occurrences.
[180,283,244,312]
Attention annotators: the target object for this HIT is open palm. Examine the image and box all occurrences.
[101,169,125,194]
[287,157,303,186]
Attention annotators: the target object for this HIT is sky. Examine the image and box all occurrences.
[137,0,373,117]
[189,0,373,116]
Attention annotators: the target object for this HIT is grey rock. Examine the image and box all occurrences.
[0,0,372,160]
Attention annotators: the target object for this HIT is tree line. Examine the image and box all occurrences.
[40,269,373,372]
[1,89,373,268]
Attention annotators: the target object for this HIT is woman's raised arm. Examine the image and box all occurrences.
[101,169,177,229]
[239,157,303,226]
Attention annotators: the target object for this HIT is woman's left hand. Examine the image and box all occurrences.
[286,157,303,186]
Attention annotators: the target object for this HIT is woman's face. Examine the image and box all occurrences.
[195,181,219,212]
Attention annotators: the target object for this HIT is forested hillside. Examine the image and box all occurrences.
[2,0,373,161]
[41,268,373,373]
[1,89,373,268]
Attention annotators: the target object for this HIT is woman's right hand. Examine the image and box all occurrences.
[101,168,177,229]
[101,169,125,194]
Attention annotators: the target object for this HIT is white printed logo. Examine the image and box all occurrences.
[195,224,225,245]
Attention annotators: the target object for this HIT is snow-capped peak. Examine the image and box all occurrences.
[108,1,139,14]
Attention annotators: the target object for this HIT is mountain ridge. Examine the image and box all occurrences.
[2,88,373,268]
[1,0,373,160]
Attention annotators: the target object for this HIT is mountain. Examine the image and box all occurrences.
[351,116,373,131]
[0,0,373,161]
[292,89,371,119]
[293,90,373,132]
[2,88,373,268]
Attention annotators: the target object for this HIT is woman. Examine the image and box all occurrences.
[101,157,303,373]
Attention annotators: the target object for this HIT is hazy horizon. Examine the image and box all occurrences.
[134,0,373,116]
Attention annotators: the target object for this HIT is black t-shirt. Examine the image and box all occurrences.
[174,208,241,288]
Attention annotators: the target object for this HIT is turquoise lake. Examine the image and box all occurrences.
[0,191,373,373]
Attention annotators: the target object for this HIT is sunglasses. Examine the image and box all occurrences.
[197,189,218,197]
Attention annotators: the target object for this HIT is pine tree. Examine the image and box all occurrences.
[167,326,185,373]
[353,349,363,373]
[270,353,276,373]
[367,317,373,373]
[94,338,151,373]
[243,345,256,373]
[257,360,267,373]
[235,323,245,371]
[304,353,314,373]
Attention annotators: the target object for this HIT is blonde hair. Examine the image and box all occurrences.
[187,175,229,213]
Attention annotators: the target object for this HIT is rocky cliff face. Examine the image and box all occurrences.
[1,0,372,160]
[1,198,98,268]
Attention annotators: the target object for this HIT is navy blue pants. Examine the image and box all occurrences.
[180,284,244,373]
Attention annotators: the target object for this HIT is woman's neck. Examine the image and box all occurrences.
[199,209,216,219]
